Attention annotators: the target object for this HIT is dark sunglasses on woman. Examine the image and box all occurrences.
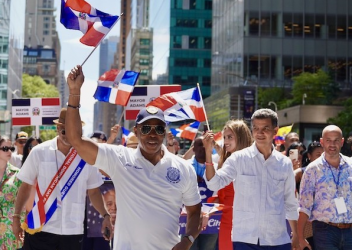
[0,146,15,152]
[139,125,166,135]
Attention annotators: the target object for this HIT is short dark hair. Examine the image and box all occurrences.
[251,109,278,128]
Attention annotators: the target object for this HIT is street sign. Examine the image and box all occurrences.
[39,125,56,130]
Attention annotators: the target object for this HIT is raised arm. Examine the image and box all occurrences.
[66,65,99,165]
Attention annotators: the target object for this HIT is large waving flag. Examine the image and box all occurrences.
[93,69,140,106]
[121,127,134,146]
[147,87,206,123]
[60,0,119,46]
[274,124,293,145]
[170,121,200,141]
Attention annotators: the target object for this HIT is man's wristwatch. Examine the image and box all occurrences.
[183,235,195,243]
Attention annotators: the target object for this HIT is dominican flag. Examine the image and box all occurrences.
[170,121,200,141]
[202,203,226,215]
[60,0,119,47]
[147,87,206,123]
[12,98,61,126]
[121,127,134,146]
[93,69,140,106]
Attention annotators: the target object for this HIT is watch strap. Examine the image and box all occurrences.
[183,235,195,243]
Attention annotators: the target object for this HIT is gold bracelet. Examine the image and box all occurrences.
[69,94,81,97]
[13,214,21,219]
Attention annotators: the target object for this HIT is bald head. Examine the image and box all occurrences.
[322,125,343,138]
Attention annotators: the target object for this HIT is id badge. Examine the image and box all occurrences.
[334,197,347,214]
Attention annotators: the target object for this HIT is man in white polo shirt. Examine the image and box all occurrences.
[65,65,202,250]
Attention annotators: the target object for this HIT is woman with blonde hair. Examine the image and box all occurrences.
[203,120,253,250]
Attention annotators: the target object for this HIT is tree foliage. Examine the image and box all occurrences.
[258,87,291,110]
[291,69,339,105]
[328,98,352,138]
[22,74,59,98]
[20,74,60,141]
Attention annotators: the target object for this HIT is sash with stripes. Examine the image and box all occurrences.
[22,149,87,234]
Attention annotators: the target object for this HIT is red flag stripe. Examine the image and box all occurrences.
[42,98,60,106]
[12,117,31,126]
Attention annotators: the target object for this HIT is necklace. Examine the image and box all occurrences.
[55,150,61,181]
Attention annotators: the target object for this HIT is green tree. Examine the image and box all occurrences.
[328,98,352,138]
[20,74,60,141]
[291,69,338,105]
[258,87,291,110]
[22,74,60,98]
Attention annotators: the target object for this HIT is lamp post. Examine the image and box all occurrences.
[302,93,307,105]
[268,101,277,112]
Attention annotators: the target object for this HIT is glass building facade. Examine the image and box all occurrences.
[212,0,352,93]
[0,0,25,137]
[169,0,212,97]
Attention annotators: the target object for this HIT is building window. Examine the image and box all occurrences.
[189,37,198,49]
[204,37,211,49]
[173,36,181,48]
[175,19,198,28]
[43,30,49,35]
[189,0,196,9]
[248,11,259,35]
[204,20,212,28]
[140,59,149,65]
[204,0,212,10]
[174,58,197,67]
[140,39,150,45]
[204,59,211,68]
[140,49,150,55]
[283,13,292,37]
[202,76,210,86]
[41,50,53,59]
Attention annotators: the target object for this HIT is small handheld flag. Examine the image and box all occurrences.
[170,121,200,141]
[60,0,119,47]
[93,69,140,106]
[147,87,206,123]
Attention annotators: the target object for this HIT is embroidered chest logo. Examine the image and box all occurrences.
[166,167,180,183]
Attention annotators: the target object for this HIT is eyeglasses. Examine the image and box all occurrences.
[0,146,15,152]
[60,129,65,135]
[17,140,27,145]
[139,125,166,135]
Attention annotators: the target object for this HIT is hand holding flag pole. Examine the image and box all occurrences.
[196,83,210,131]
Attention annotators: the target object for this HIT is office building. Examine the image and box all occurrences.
[0,0,25,138]
[207,0,352,125]
[24,0,60,86]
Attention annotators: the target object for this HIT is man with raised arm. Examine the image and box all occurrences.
[65,65,202,250]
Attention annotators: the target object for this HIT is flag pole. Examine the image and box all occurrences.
[81,13,123,67]
[196,83,210,131]
[117,106,125,125]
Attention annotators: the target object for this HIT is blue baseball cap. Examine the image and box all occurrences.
[135,106,166,124]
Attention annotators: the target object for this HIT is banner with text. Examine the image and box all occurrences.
[125,85,181,120]
[12,98,61,126]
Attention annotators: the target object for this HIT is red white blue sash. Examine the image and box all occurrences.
[22,149,87,234]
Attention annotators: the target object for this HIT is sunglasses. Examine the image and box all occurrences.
[139,125,166,135]
[17,140,27,145]
[0,146,15,152]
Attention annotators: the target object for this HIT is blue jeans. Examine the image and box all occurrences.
[189,234,218,250]
[312,220,352,250]
[233,242,291,250]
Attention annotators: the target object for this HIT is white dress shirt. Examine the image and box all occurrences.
[205,143,298,246]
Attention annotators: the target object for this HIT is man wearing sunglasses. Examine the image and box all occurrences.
[65,65,202,250]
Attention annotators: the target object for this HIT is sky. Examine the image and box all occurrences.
[53,0,121,136]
